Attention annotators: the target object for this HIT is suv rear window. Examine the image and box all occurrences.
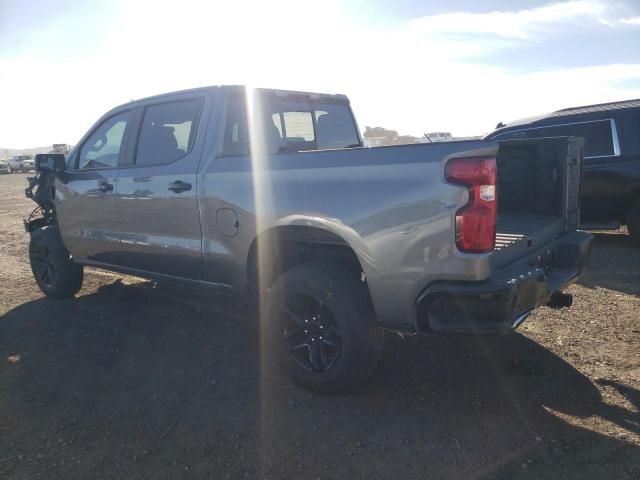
[223,95,360,155]
[135,99,202,166]
[532,120,614,157]
[494,119,615,158]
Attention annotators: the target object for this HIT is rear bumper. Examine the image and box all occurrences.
[415,231,592,334]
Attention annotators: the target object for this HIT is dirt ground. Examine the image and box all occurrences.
[0,172,639,480]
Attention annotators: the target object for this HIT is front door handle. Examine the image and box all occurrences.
[168,180,192,193]
[97,181,113,193]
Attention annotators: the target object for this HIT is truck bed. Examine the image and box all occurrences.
[495,214,564,251]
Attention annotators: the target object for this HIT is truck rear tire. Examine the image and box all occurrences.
[265,261,384,393]
[29,226,84,298]
[628,201,640,245]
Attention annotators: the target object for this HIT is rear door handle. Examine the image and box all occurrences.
[168,180,192,193]
[97,181,113,193]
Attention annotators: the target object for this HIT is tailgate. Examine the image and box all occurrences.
[491,136,585,269]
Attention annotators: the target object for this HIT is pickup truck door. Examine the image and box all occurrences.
[115,94,209,280]
[56,110,134,264]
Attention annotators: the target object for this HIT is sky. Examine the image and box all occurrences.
[1,0,639,148]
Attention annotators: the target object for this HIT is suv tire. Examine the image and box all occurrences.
[29,226,84,298]
[265,261,384,393]
[628,201,640,245]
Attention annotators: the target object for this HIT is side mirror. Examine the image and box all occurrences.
[35,153,66,174]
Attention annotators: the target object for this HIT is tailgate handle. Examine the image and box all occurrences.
[168,180,192,193]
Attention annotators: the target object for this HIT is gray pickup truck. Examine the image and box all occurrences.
[25,85,592,392]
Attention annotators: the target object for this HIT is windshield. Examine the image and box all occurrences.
[223,93,360,156]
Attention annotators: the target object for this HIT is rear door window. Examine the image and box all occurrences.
[135,99,202,166]
[223,98,250,156]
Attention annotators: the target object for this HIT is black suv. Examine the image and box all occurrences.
[486,99,640,243]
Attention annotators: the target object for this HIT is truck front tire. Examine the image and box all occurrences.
[265,261,384,393]
[29,226,84,298]
[628,201,640,245]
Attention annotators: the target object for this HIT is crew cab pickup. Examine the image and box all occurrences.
[25,86,592,392]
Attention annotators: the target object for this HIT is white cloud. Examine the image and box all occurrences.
[1,0,639,147]
[621,16,640,25]
[407,0,613,40]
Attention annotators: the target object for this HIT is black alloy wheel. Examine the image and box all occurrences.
[281,293,342,373]
[29,226,84,298]
[265,261,384,392]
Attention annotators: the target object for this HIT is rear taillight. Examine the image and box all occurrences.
[445,157,497,253]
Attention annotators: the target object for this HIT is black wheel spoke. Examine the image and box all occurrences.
[283,327,307,351]
[321,337,338,348]
[284,299,306,326]
[309,341,325,372]
[288,342,310,353]
[325,325,341,337]
[282,326,302,342]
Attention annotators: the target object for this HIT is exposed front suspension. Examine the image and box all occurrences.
[24,173,56,233]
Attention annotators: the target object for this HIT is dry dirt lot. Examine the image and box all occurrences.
[1,172,639,479]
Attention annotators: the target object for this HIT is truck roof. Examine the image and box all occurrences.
[491,98,640,133]
[121,85,350,109]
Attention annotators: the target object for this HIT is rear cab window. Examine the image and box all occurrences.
[135,99,203,166]
[222,92,360,156]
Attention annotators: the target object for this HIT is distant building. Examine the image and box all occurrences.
[51,144,71,154]
[363,136,386,147]
[418,132,453,143]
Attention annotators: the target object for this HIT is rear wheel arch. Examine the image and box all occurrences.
[245,225,375,311]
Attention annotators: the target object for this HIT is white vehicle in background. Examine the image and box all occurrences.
[419,132,453,143]
[0,160,10,174]
[8,155,35,173]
